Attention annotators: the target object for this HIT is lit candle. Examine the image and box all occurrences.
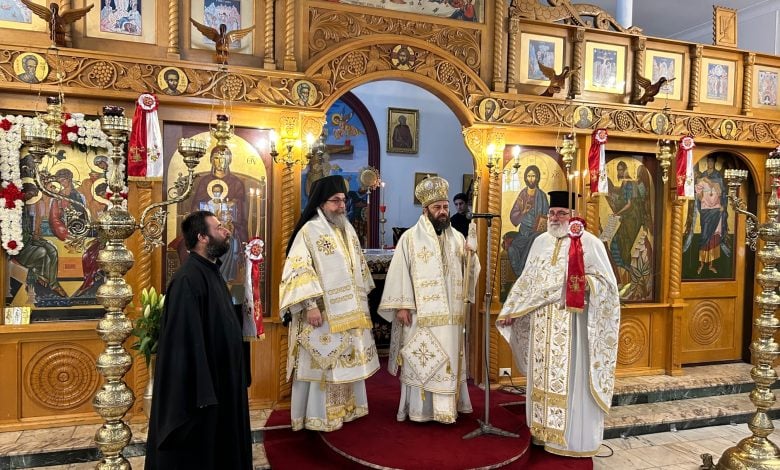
[256,189,262,237]
[381,181,386,207]
[269,130,277,154]
[248,188,255,240]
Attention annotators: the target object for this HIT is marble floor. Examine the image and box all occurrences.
[2,363,777,469]
[4,419,779,469]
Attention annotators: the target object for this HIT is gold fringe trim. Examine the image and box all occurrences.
[417,314,464,327]
[328,314,372,334]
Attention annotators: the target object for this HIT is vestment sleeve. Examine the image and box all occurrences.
[279,230,323,317]
[377,235,416,322]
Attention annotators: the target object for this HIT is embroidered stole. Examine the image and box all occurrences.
[408,215,463,327]
[279,209,373,333]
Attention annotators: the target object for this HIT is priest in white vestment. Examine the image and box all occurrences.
[379,176,480,424]
[279,175,379,431]
[497,191,620,457]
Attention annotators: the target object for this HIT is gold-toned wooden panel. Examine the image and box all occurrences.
[617,314,650,368]
[21,339,105,418]
[681,297,739,362]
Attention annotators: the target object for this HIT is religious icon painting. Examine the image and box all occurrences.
[390,45,417,71]
[292,80,317,107]
[191,0,253,53]
[86,0,157,44]
[498,147,566,301]
[478,98,499,122]
[6,118,115,320]
[601,153,659,302]
[13,52,48,84]
[573,105,593,129]
[0,0,47,31]
[755,66,780,109]
[720,119,736,139]
[157,67,189,96]
[163,122,272,310]
[644,50,683,101]
[700,58,736,105]
[331,0,484,22]
[681,154,739,281]
[584,42,626,94]
[387,107,419,154]
[650,113,668,135]
[519,33,564,85]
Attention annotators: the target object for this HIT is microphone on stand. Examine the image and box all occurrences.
[466,212,500,220]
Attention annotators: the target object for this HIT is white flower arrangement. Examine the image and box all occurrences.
[0,113,115,255]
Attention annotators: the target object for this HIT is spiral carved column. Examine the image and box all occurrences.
[283,0,296,70]
[166,0,179,56]
[492,0,506,92]
[263,0,276,69]
[689,45,702,110]
[570,28,585,98]
[743,52,755,116]
[669,198,684,299]
[506,18,519,93]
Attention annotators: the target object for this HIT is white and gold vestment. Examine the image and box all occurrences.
[497,230,620,456]
[280,209,379,431]
[379,215,480,424]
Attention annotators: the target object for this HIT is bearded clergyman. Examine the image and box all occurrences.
[379,176,480,424]
[497,190,620,456]
[279,175,379,431]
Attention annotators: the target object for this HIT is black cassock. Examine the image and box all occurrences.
[145,252,252,469]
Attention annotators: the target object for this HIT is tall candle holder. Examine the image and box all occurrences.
[21,103,206,468]
[702,153,780,469]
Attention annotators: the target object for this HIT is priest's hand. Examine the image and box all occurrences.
[307,308,323,328]
[396,309,412,327]
[497,316,515,326]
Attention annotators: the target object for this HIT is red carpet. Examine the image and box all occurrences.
[264,364,593,470]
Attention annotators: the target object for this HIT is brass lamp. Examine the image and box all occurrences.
[559,133,577,177]
[702,153,780,469]
[656,139,674,183]
[21,103,207,468]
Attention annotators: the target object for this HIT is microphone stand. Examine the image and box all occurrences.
[463,213,519,440]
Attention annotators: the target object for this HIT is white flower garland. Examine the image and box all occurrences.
[0,113,113,255]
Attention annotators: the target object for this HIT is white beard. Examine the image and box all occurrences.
[325,212,348,229]
[547,223,568,239]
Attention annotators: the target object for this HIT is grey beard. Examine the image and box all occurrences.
[547,223,568,239]
[326,212,348,229]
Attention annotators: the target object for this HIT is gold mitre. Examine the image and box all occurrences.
[415,176,449,207]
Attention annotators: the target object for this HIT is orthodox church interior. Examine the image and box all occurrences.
[0,0,779,469]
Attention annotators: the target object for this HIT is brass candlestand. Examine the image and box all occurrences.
[21,105,206,468]
[702,154,780,469]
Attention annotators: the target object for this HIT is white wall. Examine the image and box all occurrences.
[352,81,474,247]
[673,1,780,54]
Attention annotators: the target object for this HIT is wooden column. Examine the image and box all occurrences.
[570,27,585,98]
[688,45,702,111]
[167,0,180,57]
[742,52,755,116]
[492,0,506,92]
[631,36,646,103]
[506,18,519,93]
[263,0,276,70]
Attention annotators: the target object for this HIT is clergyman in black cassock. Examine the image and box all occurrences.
[145,210,252,469]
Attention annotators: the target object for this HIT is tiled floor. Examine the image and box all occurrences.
[12,419,780,469]
[594,420,780,469]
